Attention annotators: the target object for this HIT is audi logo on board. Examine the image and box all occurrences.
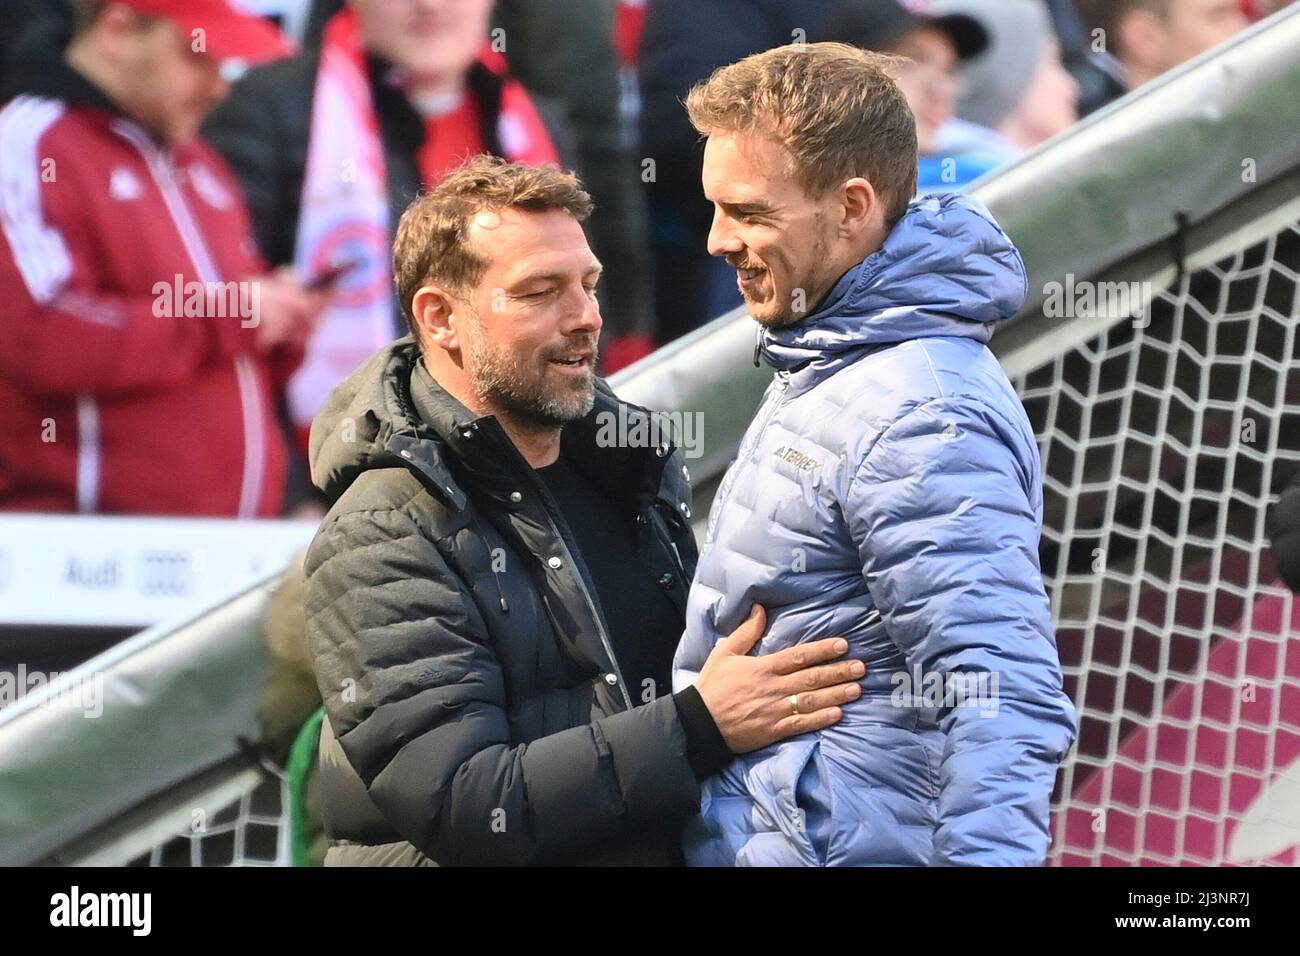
[135,551,195,597]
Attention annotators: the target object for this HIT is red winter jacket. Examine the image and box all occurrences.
[0,65,293,517]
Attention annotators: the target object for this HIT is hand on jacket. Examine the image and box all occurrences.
[694,604,864,754]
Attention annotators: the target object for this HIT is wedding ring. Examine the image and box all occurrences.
[790,694,800,716]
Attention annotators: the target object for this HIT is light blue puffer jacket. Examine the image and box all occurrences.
[672,193,1078,866]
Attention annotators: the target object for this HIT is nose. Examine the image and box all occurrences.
[560,283,602,337]
[707,206,743,259]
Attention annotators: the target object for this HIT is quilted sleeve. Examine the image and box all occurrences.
[846,396,1078,865]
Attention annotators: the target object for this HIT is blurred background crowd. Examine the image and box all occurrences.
[0,0,1290,520]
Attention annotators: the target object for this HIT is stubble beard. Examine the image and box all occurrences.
[462,309,597,429]
[743,229,832,330]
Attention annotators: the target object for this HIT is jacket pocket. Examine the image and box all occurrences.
[747,737,833,866]
[793,741,833,866]
[913,733,942,804]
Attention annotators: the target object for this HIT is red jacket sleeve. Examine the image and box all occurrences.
[0,105,257,398]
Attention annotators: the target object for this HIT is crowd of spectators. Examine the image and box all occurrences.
[0,0,1282,517]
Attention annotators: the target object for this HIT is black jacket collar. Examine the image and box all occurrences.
[403,347,677,518]
[312,337,686,520]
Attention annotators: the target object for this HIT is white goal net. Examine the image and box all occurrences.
[1013,220,1300,866]
[58,762,291,867]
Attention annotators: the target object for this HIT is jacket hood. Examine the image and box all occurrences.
[758,192,1027,372]
[309,338,462,505]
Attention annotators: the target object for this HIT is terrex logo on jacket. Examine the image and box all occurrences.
[672,193,1079,866]
[0,66,288,516]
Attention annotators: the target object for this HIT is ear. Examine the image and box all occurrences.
[840,177,881,240]
[411,284,463,354]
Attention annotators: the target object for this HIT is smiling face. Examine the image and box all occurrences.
[701,131,847,329]
[435,207,603,427]
[686,44,917,327]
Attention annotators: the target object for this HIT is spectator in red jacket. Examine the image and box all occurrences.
[0,0,324,517]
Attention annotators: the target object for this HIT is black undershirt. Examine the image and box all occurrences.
[534,449,731,782]
[535,452,680,702]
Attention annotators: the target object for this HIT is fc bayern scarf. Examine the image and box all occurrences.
[290,9,557,437]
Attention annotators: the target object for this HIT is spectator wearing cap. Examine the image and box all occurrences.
[816,0,992,191]
[930,0,1079,167]
[0,0,324,517]
[203,0,562,509]
[1075,0,1248,96]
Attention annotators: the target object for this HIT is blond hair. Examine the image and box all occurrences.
[685,42,918,229]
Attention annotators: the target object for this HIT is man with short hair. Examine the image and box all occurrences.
[303,155,865,866]
[671,42,1079,866]
[0,0,320,515]
[1076,0,1247,92]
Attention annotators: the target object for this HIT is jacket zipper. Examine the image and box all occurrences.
[708,370,793,527]
[654,510,692,623]
[115,121,263,516]
[517,461,635,711]
[553,528,634,711]
[652,501,690,581]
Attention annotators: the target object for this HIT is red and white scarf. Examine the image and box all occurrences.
[290,9,557,438]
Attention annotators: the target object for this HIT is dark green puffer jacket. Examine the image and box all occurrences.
[304,339,721,865]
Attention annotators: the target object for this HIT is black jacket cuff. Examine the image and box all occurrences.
[672,686,732,781]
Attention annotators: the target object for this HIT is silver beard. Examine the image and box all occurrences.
[462,311,597,428]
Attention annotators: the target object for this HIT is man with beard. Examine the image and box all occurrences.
[302,155,866,865]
